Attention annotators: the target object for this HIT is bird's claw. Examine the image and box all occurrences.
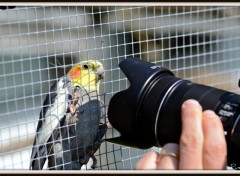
[68,115,79,124]
[67,87,81,124]
[90,154,98,169]
[91,164,97,170]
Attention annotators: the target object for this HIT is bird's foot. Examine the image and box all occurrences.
[89,154,98,170]
[67,98,80,124]
[91,164,97,170]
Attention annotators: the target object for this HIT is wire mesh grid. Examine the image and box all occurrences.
[0,5,240,170]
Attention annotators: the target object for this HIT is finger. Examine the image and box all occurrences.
[179,99,204,169]
[202,110,227,169]
[157,143,179,169]
[135,151,158,170]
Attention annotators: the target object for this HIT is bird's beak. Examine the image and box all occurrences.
[98,73,104,80]
[97,66,104,80]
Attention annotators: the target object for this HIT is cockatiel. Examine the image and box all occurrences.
[48,60,107,170]
[29,60,106,170]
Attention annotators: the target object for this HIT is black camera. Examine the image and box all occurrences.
[107,57,240,166]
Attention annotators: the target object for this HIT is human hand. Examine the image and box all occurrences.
[135,99,227,170]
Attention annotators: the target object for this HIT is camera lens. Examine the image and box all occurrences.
[107,57,240,166]
[140,75,232,146]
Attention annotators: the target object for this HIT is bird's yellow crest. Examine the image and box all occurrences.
[67,60,104,92]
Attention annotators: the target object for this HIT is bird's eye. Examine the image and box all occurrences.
[83,64,90,69]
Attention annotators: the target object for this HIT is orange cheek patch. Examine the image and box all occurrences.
[67,67,81,80]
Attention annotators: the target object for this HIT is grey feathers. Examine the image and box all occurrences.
[30,80,107,170]
[48,89,107,170]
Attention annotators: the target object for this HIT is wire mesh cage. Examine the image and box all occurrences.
[1,5,240,170]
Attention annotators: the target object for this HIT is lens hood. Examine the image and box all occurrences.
[107,57,174,148]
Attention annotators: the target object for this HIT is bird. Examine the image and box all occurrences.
[29,60,106,170]
[47,60,106,170]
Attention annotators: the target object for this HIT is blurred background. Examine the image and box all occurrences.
[0,5,240,170]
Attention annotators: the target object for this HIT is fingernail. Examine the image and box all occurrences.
[182,99,201,109]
